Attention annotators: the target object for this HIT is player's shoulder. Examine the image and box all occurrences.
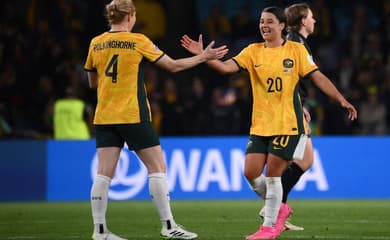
[285,40,306,51]
[90,32,108,43]
[286,31,305,43]
[248,42,265,48]
[285,40,302,46]
[243,42,265,52]
[130,32,152,42]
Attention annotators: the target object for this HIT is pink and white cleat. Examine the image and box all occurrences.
[274,203,292,236]
[246,226,278,240]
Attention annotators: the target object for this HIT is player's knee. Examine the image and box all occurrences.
[294,157,313,171]
[244,168,260,181]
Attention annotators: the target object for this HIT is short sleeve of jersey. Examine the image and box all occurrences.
[84,39,97,72]
[135,34,164,63]
[232,44,257,70]
[295,43,318,78]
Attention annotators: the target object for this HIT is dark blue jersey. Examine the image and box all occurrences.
[286,31,312,102]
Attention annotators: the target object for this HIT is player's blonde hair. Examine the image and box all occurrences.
[105,0,136,25]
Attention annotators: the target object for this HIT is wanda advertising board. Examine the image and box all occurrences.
[1,136,389,201]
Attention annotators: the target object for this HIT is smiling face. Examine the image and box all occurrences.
[259,12,285,43]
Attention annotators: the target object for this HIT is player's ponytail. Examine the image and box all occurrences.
[105,0,136,26]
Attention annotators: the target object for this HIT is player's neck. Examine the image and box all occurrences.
[299,29,309,39]
[265,37,285,48]
[110,23,129,32]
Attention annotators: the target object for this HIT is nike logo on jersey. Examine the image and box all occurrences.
[254,64,262,68]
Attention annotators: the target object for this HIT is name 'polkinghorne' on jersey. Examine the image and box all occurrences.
[93,40,136,51]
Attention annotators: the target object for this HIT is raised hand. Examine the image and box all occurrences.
[201,40,228,61]
[181,34,204,55]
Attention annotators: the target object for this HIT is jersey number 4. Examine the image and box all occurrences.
[105,54,119,83]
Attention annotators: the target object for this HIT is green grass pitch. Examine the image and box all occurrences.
[0,200,389,239]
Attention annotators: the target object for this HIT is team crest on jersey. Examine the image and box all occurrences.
[283,58,294,73]
[283,59,294,68]
[283,59,294,73]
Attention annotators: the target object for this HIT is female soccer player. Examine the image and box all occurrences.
[280,2,320,230]
[181,6,357,239]
[84,0,227,239]
[258,2,322,231]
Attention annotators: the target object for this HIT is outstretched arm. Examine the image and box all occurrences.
[156,40,228,73]
[181,34,240,74]
[310,71,357,121]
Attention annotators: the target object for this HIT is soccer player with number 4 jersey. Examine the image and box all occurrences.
[84,0,227,239]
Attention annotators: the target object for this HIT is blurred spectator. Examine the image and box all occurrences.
[358,86,387,135]
[160,77,183,136]
[382,66,390,133]
[310,0,333,41]
[0,102,12,138]
[230,5,258,55]
[360,32,384,71]
[182,77,211,135]
[31,75,56,137]
[209,87,241,135]
[53,86,92,139]
[203,4,232,43]
[0,0,389,138]
[322,99,353,135]
[145,64,164,134]
[303,87,324,135]
[229,73,252,134]
[338,55,355,94]
[133,0,166,43]
[150,100,163,134]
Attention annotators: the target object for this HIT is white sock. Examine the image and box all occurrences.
[149,173,176,229]
[263,177,282,227]
[91,174,111,233]
[249,175,267,199]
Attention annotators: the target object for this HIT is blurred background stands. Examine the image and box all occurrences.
[0,0,388,139]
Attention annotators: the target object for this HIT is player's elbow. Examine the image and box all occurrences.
[165,65,181,73]
[157,58,184,73]
[220,69,233,75]
[168,65,182,73]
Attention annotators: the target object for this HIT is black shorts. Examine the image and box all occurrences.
[94,122,160,150]
[245,134,307,160]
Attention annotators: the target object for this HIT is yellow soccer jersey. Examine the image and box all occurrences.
[233,40,318,136]
[84,31,164,124]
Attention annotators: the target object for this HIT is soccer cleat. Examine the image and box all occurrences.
[92,231,128,240]
[273,203,292,236]
[246,226,278,240]
[160,224,198,239]
[259,204,303,231]
[284,220,304,231]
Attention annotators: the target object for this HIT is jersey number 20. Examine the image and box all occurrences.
[267,77,282,92]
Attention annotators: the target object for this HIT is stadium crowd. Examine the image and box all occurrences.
[0,0,389,139]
